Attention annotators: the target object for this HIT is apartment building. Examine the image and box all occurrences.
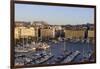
[15,27,35,39]
[40,28,55,39]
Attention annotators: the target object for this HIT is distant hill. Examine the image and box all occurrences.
[15,21,31,27]
[32,21,49,26]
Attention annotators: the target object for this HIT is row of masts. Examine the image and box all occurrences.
[15,26,93,62]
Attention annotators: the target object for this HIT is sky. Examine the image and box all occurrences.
[15,3,94,25]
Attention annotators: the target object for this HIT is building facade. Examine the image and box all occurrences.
[15,27,35,39]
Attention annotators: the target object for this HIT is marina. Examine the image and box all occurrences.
[14,38,95,66]
[12,2,96,68]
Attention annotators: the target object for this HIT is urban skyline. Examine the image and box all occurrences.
[15,4,94,25]
[14,3,95,67]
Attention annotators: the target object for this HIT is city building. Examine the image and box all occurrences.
[64,29,84,39]
[40,28,55,39]
[15,27,35,39]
